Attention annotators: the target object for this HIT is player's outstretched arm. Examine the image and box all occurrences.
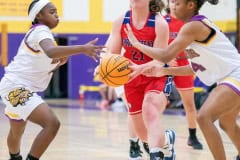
[40,38,105,61]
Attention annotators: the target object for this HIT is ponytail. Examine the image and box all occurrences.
[206,0,219,5]
[191,0,219,14]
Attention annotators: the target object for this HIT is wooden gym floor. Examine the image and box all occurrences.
[0,99,238,160]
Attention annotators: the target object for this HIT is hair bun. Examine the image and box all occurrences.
[150,5,161,13]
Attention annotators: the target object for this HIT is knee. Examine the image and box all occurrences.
[196,111,206,127]
[218,120,227,131]
[47,117,61,135]
[52,118,60,133]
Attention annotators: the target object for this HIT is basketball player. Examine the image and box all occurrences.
[103,0,176,159]
[114,85,150,157]
[164,0,203,150]
[125,0,240,159]
[0,0,103,160]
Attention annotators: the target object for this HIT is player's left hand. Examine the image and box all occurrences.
[124,24,139,47]
[58,57,68,66]
[128,62,145,82]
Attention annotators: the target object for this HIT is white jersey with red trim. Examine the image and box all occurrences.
[186,15,240,86]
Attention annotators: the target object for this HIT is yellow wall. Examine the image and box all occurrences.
[0,0,112,34]
[0,0,62,16]
[0,0,236,34]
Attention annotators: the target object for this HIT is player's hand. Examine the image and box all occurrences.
[168,59,177,67]
[142,64,166,77]
[58,57,68,66]
[83,38,105,62]
[128,62,144,82]
[124,24,139,48]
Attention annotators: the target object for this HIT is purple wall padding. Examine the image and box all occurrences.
[65,34,108,99]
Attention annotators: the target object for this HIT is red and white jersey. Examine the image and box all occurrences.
[165,14,184,44]
[165,14,189,64]
[121,10,156,65]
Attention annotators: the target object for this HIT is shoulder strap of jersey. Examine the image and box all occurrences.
[189,15,206,22]
[24,25,43,53]
[122,11,156,27]
[122,10,131,24]
[146,13,155,27]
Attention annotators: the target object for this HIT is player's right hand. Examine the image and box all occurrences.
[83,38,105,62]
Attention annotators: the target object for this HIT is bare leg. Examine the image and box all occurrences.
[130,113,148,142]
[27,103,60,158]
[197,85,240,160]
[142,92,167,148]
[218,105,240,156]
[178,89,197,129]
[178,89,202,149]
[8,120,26,156]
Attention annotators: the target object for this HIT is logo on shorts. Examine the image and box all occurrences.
[6,88,33,107]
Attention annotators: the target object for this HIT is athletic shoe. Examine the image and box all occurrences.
[9,155,22,160]
[164,130,176,160]
[150,151,164,160]
[142,142,150,154]
[187,136,203,150]
[129,139,143,160]
[235,155,240,160]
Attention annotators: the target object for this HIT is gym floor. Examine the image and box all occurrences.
[0,99,237,160]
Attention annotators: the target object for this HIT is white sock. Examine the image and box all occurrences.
[164,132,169,146]
[150,147,161,153]
[129,137,138,142]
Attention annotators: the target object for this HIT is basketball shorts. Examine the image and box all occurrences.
[174,58,194,90]
[124,75,166,115]
[174,75,194,90]
[219,67,240,96]
[0,78,44,121]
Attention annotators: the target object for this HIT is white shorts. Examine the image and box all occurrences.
[219,67,240,95]
[0,77,44,121]
[114,86,124,98]
[1,91,44,121]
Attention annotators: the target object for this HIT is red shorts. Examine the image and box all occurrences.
[124,75,166,115]
[174,58,194,89]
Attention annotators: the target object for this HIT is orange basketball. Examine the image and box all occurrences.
[98,53,131,87]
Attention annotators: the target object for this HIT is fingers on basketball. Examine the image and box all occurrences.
[98,54,131,87]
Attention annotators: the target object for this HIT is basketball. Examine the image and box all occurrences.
[98,53,131,87]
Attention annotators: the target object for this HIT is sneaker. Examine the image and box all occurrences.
[187,136,203,150]
[142,142,150,154]
[150,151,164,160]
[235,155,240,160]
[9,155,22,160]
[164,130,176,160]
[129,139,143,160]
